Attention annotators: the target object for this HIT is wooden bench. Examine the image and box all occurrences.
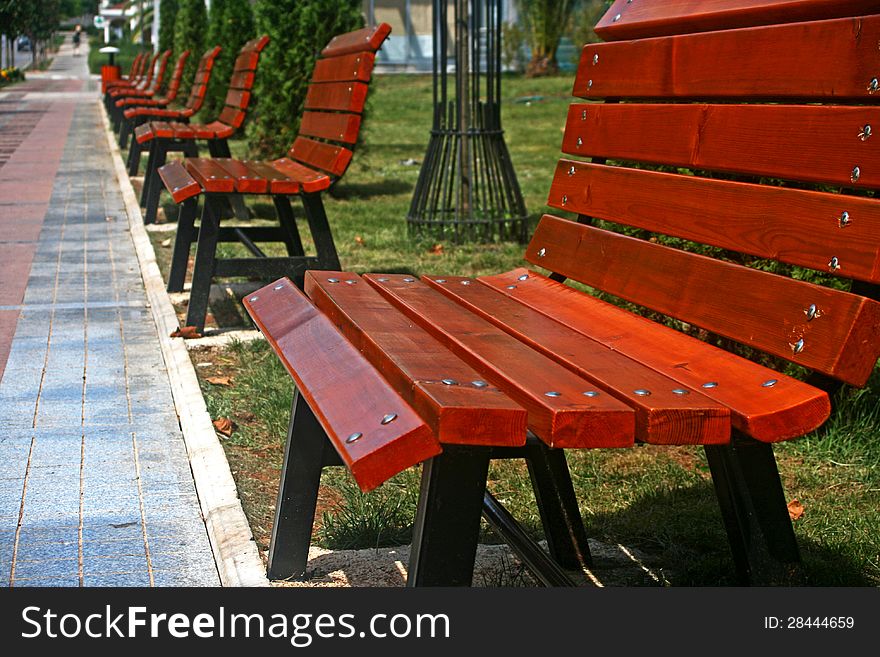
[123,46,222,175]
[135,36,269,225]
[103,50,162,114]
[154,23,393,333]
[103,51,146,92]
[241,1,880,587]
[113,49,190,145]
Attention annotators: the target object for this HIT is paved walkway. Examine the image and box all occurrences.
[0,40,219,586]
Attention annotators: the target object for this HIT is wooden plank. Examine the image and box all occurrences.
[548,160,880,284]
[222,89,251,109]
[304,271,527,446]
[288,137,352,177]
[196,46,222,74]
[480,268,831,443]
[184,158,235,193]
[299,111,361,144]
[527,215,880,386]
[576,15,880,100]
[421,275,730,445]
[233,51,260,72]
[227,71,255,89]
[595,0,880,41]
[312,52,376,83]
[240,35,270,53]
[217,106,246,128]
[240,160,300,194]
[213,158,268,194]
[363,274,635,449]
[243,277,440,492]
[158,161,202,203]
[269,158,331,193]
[321,23,392,57]
[563,103,880,188]
[304,81,369,113]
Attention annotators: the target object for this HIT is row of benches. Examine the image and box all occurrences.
[105,1,880,587]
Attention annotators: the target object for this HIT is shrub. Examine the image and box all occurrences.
[247,0,364,157]
[202,0,255,118]
[173,0,207,98]
[158,0,178,54]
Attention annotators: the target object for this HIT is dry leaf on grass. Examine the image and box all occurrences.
[160,238,172,248]
[170,326,202,339]
[206,375,232,386]
[787,499,805,521]
[354,235,365,246]
[213,417,234,436]
[428,243,444,255]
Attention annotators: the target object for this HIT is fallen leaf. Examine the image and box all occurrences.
[787,499,805,521]
[206,375,232,386]
[354,235,365,246]
[429,243,444,255]
[170,326,202,339]
[105,215,115,222]
[213,417,234,436]
[160,238,172,248]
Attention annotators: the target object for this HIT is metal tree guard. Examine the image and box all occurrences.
[407,0,528,243]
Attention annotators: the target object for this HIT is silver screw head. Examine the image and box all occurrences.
[561,195,568,205]
[435,279,446,283]
[576,136,583,147]
[506,285,517,290]
[583,391,600,397]
[461,280,471,285]
[537,248,546,258]
[518,274,529,281]
[377,277,389,282]
[613,13,621,22]
[581,109,587,120]
[633,389,651,396]
[381,413,398,425]
[829,256,841,271]
[859,124,872,141]
[587,79,593,89]
[702,381,718,389]
[327,278,340,283]
[568,165,576,176]
[762,379,778,388]
[868,78,879,93]
[441,378,457,386]
[792,338,805,354]
[544,391,562,397]
[851,166,861,182]
[403,277,415,283]
[346,432,362,444]
[249,296,259,302]
[805,304,818,320]
[472,380,488,388]
[592,53,599,65]
[839,211,851,227]
[345,279,357,285]
[273,284,284,290]
[672,388,690,396]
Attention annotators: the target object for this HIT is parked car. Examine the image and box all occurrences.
[16,36,31,52]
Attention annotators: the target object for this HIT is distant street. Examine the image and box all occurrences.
[1,34,35,70]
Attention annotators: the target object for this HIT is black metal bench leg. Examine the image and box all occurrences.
[273,195,306,257]
[127,136,142,176]
[140,140,158,206]
[267,390,330,581]
[185,196,221,332]
[119,118,132,149]
[705,435,804,585]
[301,192,341,270]
[407,446,491,587]
[167,197,199,293]
[525,444,593,570]
[143,141,169,225]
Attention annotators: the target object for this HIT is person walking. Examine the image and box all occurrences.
[72,25,82,56]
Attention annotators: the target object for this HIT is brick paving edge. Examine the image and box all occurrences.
[99,105,269,587]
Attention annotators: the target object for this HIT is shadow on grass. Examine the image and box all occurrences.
[329,179,413,200]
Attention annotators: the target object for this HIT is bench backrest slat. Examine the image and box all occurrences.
[163,50,190,101]
[140,51,160,88]
[285,23,391,179]
[526,216,880,386]
[183,46,222,112]
[595,0,880,40]
[578,15,880,100]
[562,103,880,188]
[548,160,880,285]
[215,36,269,130]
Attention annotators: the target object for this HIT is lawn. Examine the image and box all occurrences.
[144,73,879,586]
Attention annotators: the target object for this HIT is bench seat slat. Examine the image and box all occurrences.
[363,274,636,449]
[548,160,880,284]
[577,15,880,100]
[480,269,833,442]
[237,160,300,194]
[304,272,528,446]
[422,275,730,445]
[157,161,201,203]
[244,278,440,492]
[528,215,880,386]
[212,158,268,193]
[594,0,880,40]
[270,158,332,193]
[564,103,880,188]
[183,158,235,193]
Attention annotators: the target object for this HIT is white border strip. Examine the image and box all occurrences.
[100,104,269,587]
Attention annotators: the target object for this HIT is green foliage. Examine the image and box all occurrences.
[158,0,178,54]
[515,0,577,76]
[203,0,255,118]
[247,0,364,157]
[173,0,207,98]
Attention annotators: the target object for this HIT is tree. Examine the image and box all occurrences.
[173,0,207,95]
[158,0,178,53]
[247,0,363,157]
[515,0,577,77]
[17,0,62,68]
[203,0,254,118]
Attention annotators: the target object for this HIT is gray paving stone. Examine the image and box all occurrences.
[17,527,79,546]
[83,571,150,587]
[83,553,148,574]
[152,568,219,587]
[14,557,79,579]
[82,538,145,558]
[81,521,143,543]
[14,576,80,588]
[15,540,79,562]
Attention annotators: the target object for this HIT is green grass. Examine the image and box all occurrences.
[146,73,880,585]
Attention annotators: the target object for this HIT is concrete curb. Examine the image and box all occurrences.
[99,105,269,587]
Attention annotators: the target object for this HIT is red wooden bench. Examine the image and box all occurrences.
[243,2,880,587]
[154,24,393,333]
[109,49,179,133]
[104,51,146,91]
[135,36,269,225]
[122,46,222,169]
[103,50,162,114]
